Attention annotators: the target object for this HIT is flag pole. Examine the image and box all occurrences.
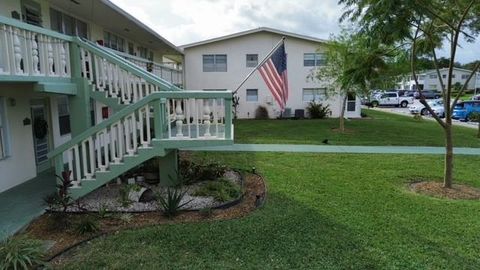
[232,36,286,94]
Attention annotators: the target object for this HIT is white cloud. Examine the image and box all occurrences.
[110,0,479,63]
[110,0,342,45]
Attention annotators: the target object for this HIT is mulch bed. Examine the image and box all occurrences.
[409,181,480,200]
[20,173,266,263]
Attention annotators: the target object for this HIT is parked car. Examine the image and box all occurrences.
[414,90,442,99]
[369,92,414,107]
[409,99,444,116]
[431,104,446,118]
[452,100,480,121]
[472,94,480,101]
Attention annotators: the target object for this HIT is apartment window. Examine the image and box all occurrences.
[57,96,71,136]
[104,31,125,52]
[246,54,258,67]
[418,75,426,80]
[461,74,469,79]
[22,0,42,26]
[246,89,258,102]
[429,74,438,79]
[0,97,8,159]
[50,8,88,38]
[203,54,227,72]
[429,84,437,90]
[452,74,456,78]
[303,88,326,102]
[442,74,447,79]
[304,53,326,66]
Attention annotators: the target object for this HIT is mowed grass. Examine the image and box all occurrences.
[60,152,480,269]
[234,109,480,147]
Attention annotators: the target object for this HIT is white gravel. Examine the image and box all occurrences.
[63,170,241,213]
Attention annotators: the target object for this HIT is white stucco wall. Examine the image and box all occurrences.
[183,31,361,119]
[398,69,480,91]
[0,85,38,193]
[0,84,76,192]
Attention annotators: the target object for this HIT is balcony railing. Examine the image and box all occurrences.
[110,49,183,87]
[0,16,72,78]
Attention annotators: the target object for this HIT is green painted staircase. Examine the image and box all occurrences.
[47,38,234,199]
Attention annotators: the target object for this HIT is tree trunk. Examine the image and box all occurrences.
[339,95,347,132]
[477,121,480,138]
[443,120,454,188]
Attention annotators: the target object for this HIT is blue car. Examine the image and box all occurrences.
[452,101,480,121]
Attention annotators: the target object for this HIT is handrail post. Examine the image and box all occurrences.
[68,42,92,136]
[224,96,233,140]
[153,99,163,139]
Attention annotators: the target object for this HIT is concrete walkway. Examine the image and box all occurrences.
[0,171,56,239]
[183,144,480,155]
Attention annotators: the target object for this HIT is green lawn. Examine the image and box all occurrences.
[60,152,480,269]
[233,109,480,147]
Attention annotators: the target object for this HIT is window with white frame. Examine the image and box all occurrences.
[246,54,258,67]
[246,89,258,102]
[50,8,88,38]
[57,96,71,136]
[104,31,125,52]
[461,74,469,79]
[203,54,227,72]
[0,97,8,159]
[429,74,438,79]
[429,84,437,90]
[304,53,326,66]
[303,88,327,102]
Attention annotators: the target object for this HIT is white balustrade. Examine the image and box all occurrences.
[112,50,183,86]
[165,98,226,140]
[0,23,71,77]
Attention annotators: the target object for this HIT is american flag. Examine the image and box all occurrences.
[258,42,289,111]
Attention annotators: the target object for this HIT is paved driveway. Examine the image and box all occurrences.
[367,100,478,129]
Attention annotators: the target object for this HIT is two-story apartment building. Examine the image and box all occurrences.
[0,0,233,196]
[397,67,480,92]
[181,28,362,119]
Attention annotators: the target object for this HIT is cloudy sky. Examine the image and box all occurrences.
[110,0,478,64]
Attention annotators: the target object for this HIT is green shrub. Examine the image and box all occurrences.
[255,106,269,119]
[156,187,192,218]
[179,160,226,185]
[0,235,46,270]
[193,178,241,202]
[306,101,330,119]
[74,216,99,235]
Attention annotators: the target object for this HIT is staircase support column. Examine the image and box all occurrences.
[158,149,178,186]
[68,43,91,136]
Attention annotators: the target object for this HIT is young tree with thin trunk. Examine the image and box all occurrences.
[314,30,390,132]
[339,0,480,188]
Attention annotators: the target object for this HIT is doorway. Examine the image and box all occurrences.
[30,99,51,173]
